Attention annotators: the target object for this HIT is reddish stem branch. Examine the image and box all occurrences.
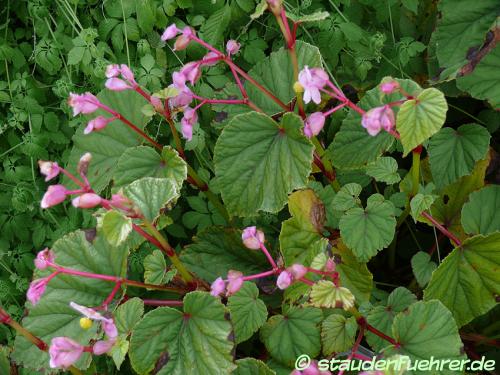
[421,212,462,247]
[141,299,183,307]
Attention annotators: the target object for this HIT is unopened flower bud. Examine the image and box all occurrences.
[276,270,292,290]
[38,161,60,181]
[77,152,92,175]
[72,193,102,209]
[241,226,265,250]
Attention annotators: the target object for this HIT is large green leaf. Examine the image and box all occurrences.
[339,194,396,262]
[246,41,322,114]
[385,300,466,375]
[227,282,268,344]
[457,45,500,110]
[123,177,179,222]
[180,227,268,282]
[428,124,490,188]
[396,88,448,156]
[129,292,235,375]
[260,307,323,367]
[424,232,500,327]
[461,185,500,235]
[321,314,357,355]
[328,79,419,169]
[434,0,498,69]
[279,189,325,266]
[66,90,150,192]
[13,231,129,370]
[366,287,417,351]
[214,112,313,216]
[114,146,187,189]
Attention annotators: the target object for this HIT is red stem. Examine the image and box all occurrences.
[259,243,279,271]
[141,299,183,307]
[421,212,462,247]
[132,223,175,257]
[58,167,87,189]
[361,319,399,346]
[242,269,277,281]
[339,324,365,375]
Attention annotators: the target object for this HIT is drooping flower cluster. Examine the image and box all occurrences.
[361,105,395,136]
[276,264,308,290]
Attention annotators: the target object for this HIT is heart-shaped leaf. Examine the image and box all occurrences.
[321,314,357,355]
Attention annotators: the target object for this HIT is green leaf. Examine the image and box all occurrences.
[280,189,325,266]
[129,291,235,375]
[181,227,268,282]
[428,124,490,187]
[199,5,231,47]
[365,157,400,184]
[13,231,129,370]
[124,177,179,222]
[99,210,132,246]
[396,88,448,156]
[339,194,396,262]
[461,185,500,235]
[366,287,417,352]
[110,336,129,370]
[331,183,362,211]
[310,280,355,310]
[144,250,172,285]
[115,297,144,335]
[66,90,149,193]
[434,0,498,69]
[321,314,357,355]
[457,46,500,110]
[246,41,322,115]
[424,232,500,327]
[410,193,437,222]
[234,358,276,375]
[251,0,268,20]
[334,241,373,304]
[114,146,187,189]
[227,282,268,344]
[328,79,420,169]
[260,307,323,367]
[214,112,313,216]
[385,300,466,373]
[135,0,156,33]
[411,252,437,288]
[401,0,418,14]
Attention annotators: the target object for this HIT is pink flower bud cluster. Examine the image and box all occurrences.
[210,270,244,297]
[276,264,307,290]
[361,105,395,136]
[105,64,138,91]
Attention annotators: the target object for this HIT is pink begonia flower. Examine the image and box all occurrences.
[210,277,226,297]
[291,360,332,374]
[49,337,84,369]
[70,302,108,321]
[226,40,241,56]
[109,193,130,208]
[380,80,399,94]
[93,339,116,355]
[68,92,100,116]
[289,264,307,280]
[180,62,201,85]
[172,71,188,92]
[34,248,55,270]
[241,226,265,250]
[105,77,133,91]
[102,319,118,339]
[298,66,329,104]
[27,278,49,305]
[170,87,193,108]
[72,193,102,209]
[119,64,136,86]
[226,270,244,296]
[361,105,395,136]
[161,24,180,41]
[202,51,221,66]
[84,116,113,134]
[276,270,292,290]
[325,258,336,272]
[304,112,326,138]
[41,185,68,209]
[150,96,164,112]
[181,107,198,141]
[105,64,120,78]
[174,27,195,51]
[38,161,60,181]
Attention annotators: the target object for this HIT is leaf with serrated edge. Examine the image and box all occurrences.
[339,194,396,262]
[366,157,400,184]
[461,185,500,235]
[428,124,490,188]
[397,88,448,156]
[321,314,357,355]
[411,252,437,288]
[228,282,268,344]
[260,307,322,367]
[234,358,276,375]
[100,210,132,246]
[129,292,235,375]
[424,232,500,327]
[214,112,313,216]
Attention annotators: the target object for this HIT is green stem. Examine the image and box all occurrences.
[411,150,421,197]
[142,219,194,283]
[311,137,340,192]
[165,117,186,159]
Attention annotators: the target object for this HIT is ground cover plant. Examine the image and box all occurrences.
[0,0,499,374]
